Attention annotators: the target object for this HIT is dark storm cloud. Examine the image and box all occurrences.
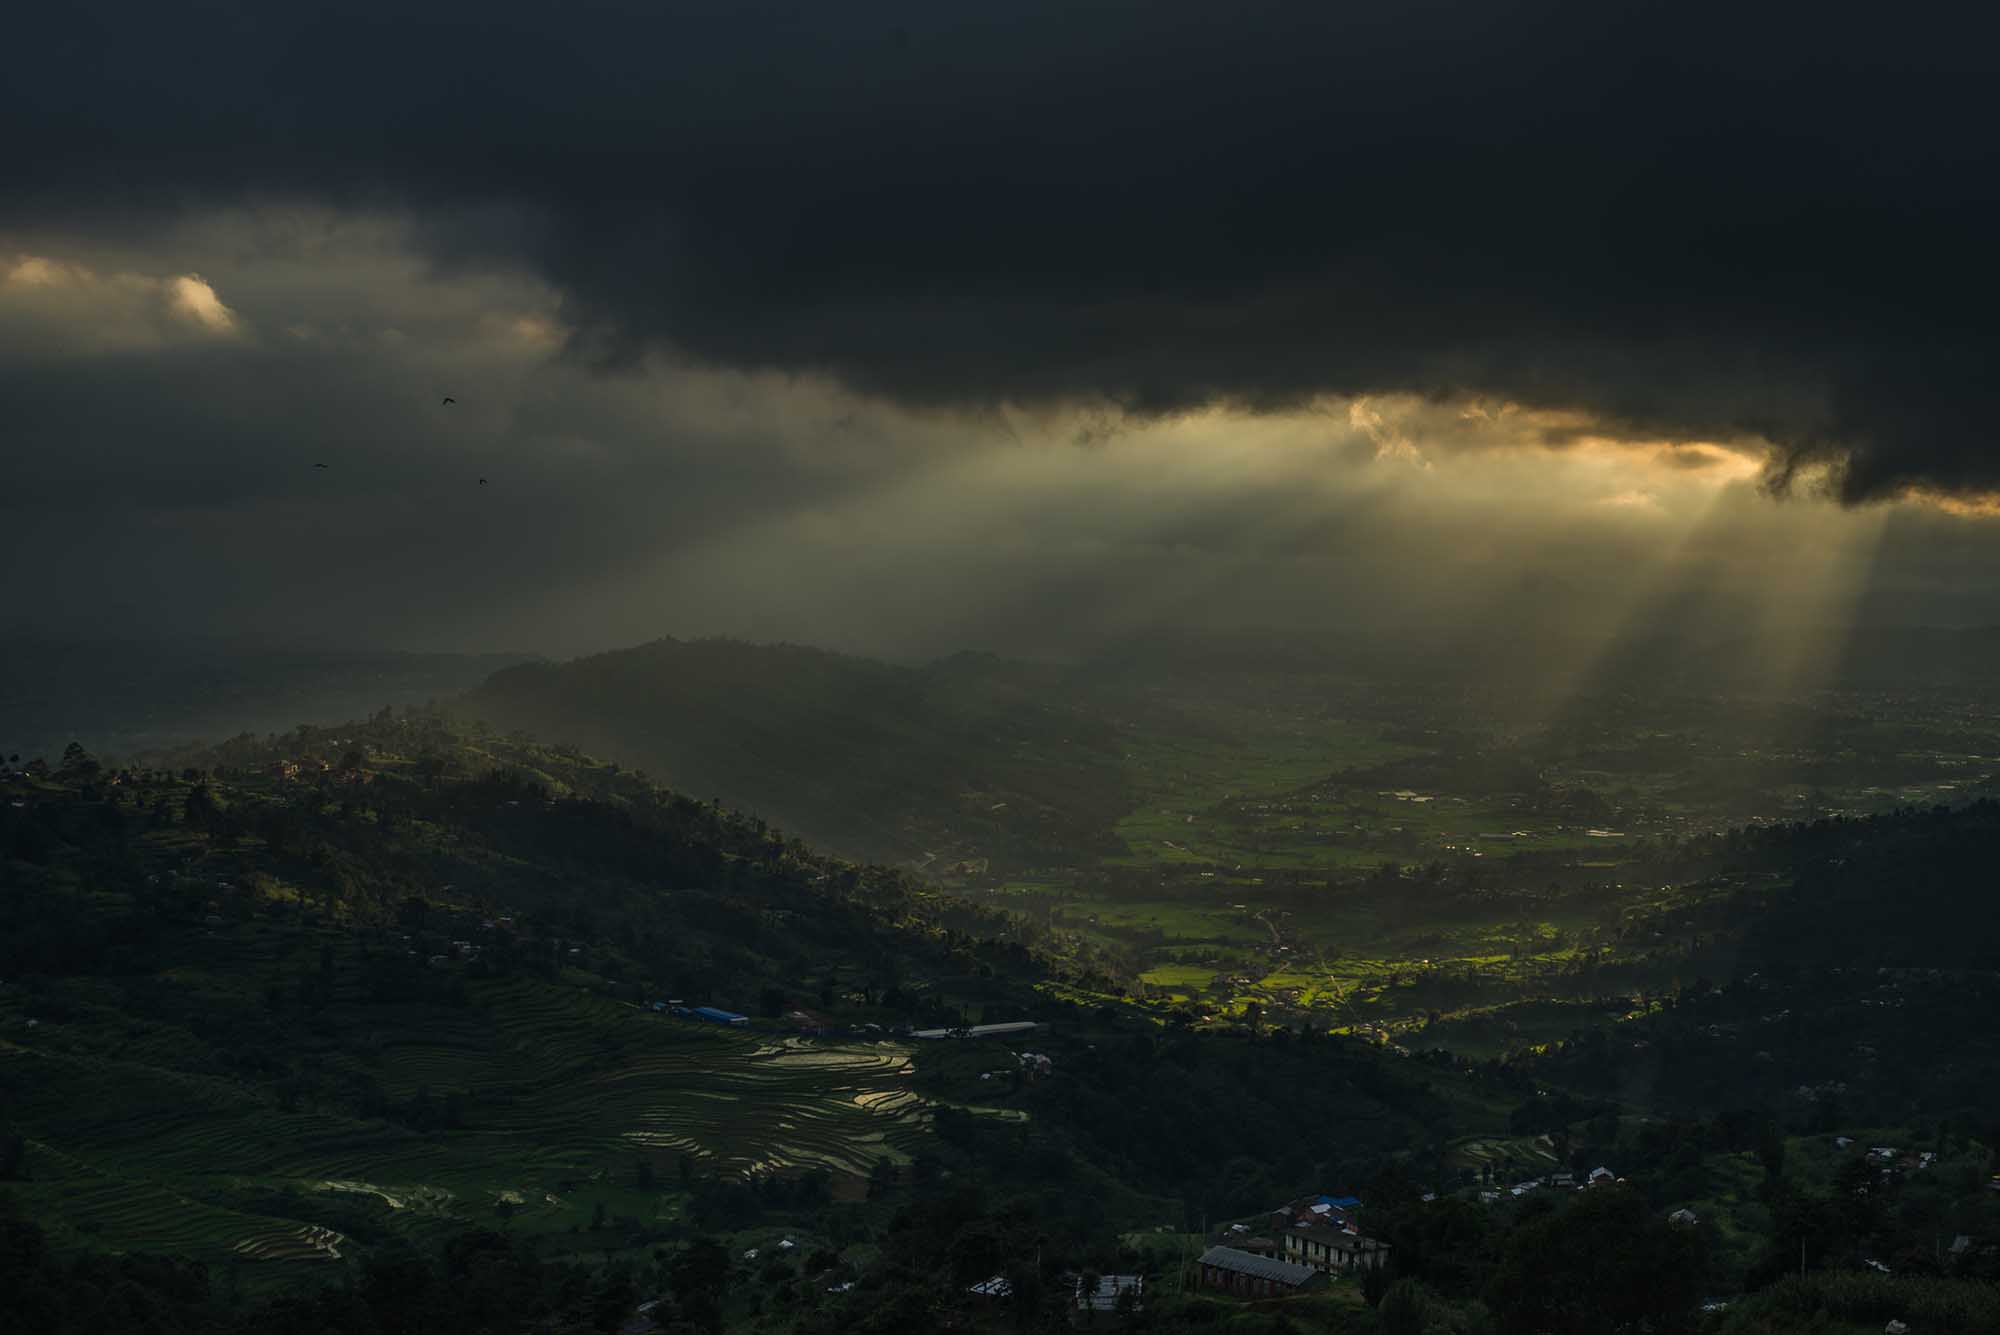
[7,1,1999,500]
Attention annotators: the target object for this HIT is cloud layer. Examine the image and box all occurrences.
[4,215,1991,664]
[8,2,1999,501]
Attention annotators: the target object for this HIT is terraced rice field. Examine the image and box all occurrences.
[4,971,935,1274]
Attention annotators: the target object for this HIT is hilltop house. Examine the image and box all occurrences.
[1282,1224,1391,1275]
[1197,1246,1324,1297]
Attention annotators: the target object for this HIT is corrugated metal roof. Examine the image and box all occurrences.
[1198,1246,1318,1286]
[692,1006,747,1022]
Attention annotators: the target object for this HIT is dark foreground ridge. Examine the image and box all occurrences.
[7,716,2000,1332]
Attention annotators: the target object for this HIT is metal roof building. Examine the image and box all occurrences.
[1197,1245,1325,1297]
[690,1006,748,1025]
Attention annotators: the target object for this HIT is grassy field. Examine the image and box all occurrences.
[1108,715,1427,867]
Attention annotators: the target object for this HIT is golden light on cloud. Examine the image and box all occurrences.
[166,273,238,333]
[477,311,567,349]
[5,255,77,287]
[3,254,240,343]
[1909,489,2000,520]
[1596,489,1661,512]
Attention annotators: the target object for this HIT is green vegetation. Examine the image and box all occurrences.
[12,638,2000,1334]
[452,635,2000,1058]
[0,720,1459,1332]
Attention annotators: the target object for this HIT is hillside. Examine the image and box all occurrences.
[0,716,1455,1332]
[462,639,1134,869]
[0,722,1005,1276]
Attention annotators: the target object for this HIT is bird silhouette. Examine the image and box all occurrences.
[478,477,489,485]
[441,396,456,405]
[312,463,329,470]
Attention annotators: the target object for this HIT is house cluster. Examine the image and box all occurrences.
[966,1271,1146,1321]
[909,1020,1044,1041]
[1203,1193,1392,1287]
[268,756,363,783]
[1864,1144,1936,1176]
[1478,1166,1618,1202]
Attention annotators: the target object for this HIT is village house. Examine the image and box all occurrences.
[1281,1224,1391,1275]
[1197,1246,1325,1297]
[1269,1193,1361,1232]
[787,1009,833,1035]
[1073,1273,1142,1320]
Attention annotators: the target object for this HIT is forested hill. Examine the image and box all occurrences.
[0,718,1458,1334]
[0,639,526,762]
[1739,798,2000,971]
[461,638,1132,869]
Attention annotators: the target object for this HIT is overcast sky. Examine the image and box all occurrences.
[6,3,1999,662]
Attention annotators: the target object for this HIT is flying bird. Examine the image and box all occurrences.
[441,396,456,405]
[312,463,329,470]
[478,477,489,485]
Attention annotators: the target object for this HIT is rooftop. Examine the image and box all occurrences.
[1073,1273,1142,1312]
[1198,1245,1320,1287]
[1290,1224,1387,1252]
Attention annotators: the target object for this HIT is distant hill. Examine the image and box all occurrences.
[0,638,529,761]
[461,638,1133,868]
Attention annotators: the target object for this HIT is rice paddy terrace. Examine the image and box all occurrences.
[1,939,931,1285]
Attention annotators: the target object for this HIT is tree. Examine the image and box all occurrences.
[667,1237,731,1334]
[58,742,99,780]
[1485,1188,1707,1335]
[1378,1278,1432,1335]
[183,784,218,832]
